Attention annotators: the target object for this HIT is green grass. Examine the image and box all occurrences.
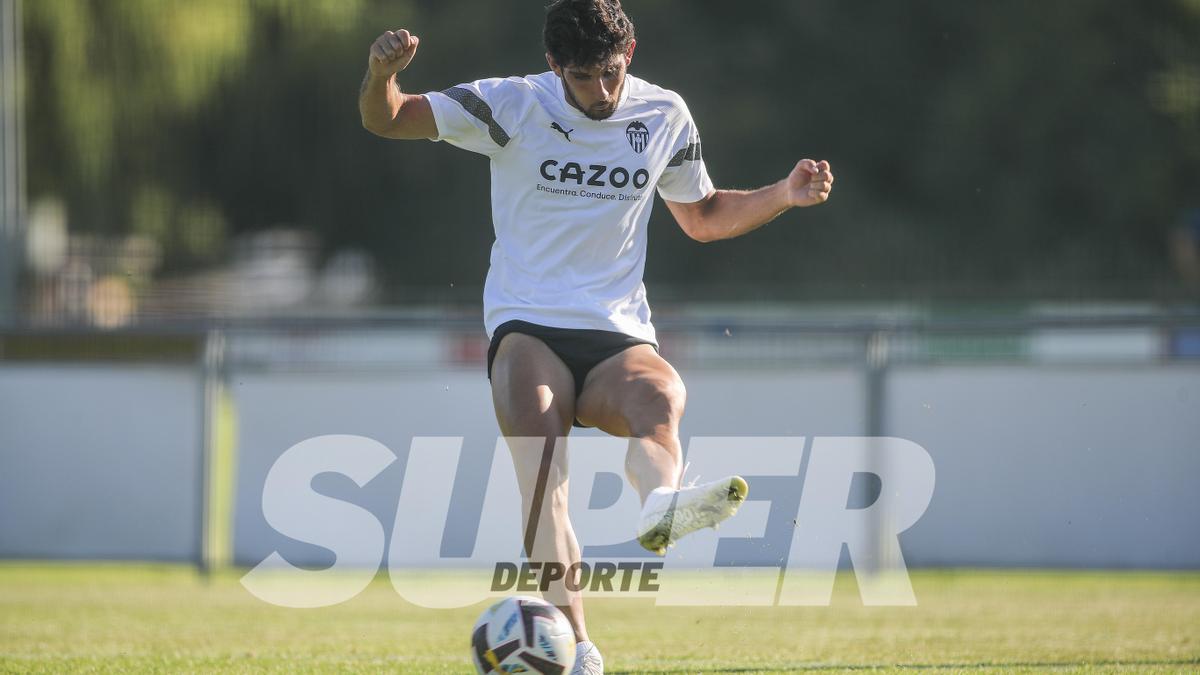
[1,563,1198,673]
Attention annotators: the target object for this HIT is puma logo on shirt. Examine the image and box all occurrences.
[550,121,574,142]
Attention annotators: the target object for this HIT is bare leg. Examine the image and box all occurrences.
[576,345,688,504]
[491,333,589,643]
[577,344,746,559]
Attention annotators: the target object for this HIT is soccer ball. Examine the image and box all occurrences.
[470,596,576,674]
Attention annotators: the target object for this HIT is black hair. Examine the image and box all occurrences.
[544,0,636,69]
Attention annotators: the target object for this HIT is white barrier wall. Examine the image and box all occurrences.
[228,367,866,569]
[0,364,202,560]
[1,359,1197,568]
[227,364,1200,569]
[889,365,1200,568]
[229,369,498,569]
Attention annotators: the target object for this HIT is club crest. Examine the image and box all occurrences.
[626,121,650,154]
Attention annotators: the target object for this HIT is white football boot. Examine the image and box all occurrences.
[636,476,749,555]
[570,640,604,675]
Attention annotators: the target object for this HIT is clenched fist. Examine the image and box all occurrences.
[369,29,420,78]
[786,159,834,208]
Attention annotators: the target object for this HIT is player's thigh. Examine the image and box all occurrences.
[490,333,576,499]
[574,344,686,436]
[490,332,576,438]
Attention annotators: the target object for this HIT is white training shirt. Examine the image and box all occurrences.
[424,71,714,344]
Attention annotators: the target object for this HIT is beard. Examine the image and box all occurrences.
[584,103,617,120]
[564,77,623,120]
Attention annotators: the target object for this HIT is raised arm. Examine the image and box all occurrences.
[359,29,438,140]
[665,159,834,243]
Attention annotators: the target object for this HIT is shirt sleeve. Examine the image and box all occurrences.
[424,78,517,157]
[656,102,715,204]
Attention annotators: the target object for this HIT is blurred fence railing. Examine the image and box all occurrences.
[4,305,1199,369]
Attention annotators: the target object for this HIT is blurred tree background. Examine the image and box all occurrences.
[18,0,1200,313]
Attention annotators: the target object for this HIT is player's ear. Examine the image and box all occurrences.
[624,39,636,66]
[546,52,562,77]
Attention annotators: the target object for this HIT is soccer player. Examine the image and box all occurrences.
[360,1,833,671]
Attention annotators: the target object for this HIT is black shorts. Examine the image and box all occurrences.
[486,320,658,428]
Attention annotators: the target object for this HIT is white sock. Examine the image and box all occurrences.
[642,486,675,510]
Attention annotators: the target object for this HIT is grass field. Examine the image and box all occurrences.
[1,563,1198,673]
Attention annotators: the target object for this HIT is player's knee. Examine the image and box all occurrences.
[654,377,687,420]
[626,378,686,435]
[508,439,571,500]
